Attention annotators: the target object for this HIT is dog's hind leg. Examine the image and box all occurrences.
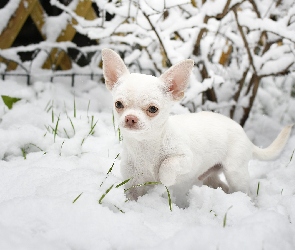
[202,164,229,193]
[203,174,229,193]
[223,158,250,194]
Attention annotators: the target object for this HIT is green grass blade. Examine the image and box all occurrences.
[81,118,99,145]
[68,117,76,135]
[63,128,70,139]
[112,112,116,133]
[91,115,94,128]
[165,186,172,211]
[118,128,122,142]
[29,143,45,153]
[53,115,60,143]
[210,210,217,217]
[60,141,65,156]
[100,153,120,187]
[223,205,233,228]
[124,181,161,192]
[114,205,125,213]
[72,192,83,203]
[51,107,54,123]
[115,178,131,188]
[87,100,90,119]
[46,105,52,113]
[256,181,260,196]
[286,149,295,167]
[290,149,295,162]
[88,119,98,136]
[73,95,76,118]
[21,148,27,160]
[107,153,120,175]
[44,100,51,112]
[99,184,114,204]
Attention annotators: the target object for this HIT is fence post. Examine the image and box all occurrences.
[71,74,75,87]
[27,74,31,86]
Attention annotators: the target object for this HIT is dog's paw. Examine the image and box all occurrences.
[125,189,139,201]
[159,159,177,187]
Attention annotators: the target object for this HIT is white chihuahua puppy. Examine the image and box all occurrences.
[102,48,293,201]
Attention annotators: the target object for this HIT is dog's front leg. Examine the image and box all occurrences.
[159,155,192,187]
[120,153,137,200]
[121,153,151,200]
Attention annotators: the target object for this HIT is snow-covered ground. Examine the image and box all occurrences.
[0,78,295,250]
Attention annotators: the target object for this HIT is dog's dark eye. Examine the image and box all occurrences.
[147,106,158,114]
[115,101,124,109]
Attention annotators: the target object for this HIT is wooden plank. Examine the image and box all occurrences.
[0,0,40,71]
[30,0,46,38]
[45,48,72,70]
[42,0,96,70]
[0,0,38,49]
[0,56,18,71]
[85,5,98,21]
[0,0,97,71]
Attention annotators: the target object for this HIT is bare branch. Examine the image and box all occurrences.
[233,7,256,74]
[207,0,245,19]
[142,11,172,67]
[193,0,244,56]
[144,2,191,16]
[249,0,261,18]
[230,67,249,118]
[143,47,162,75]
[259,62,294,78]
[193,15,210,56]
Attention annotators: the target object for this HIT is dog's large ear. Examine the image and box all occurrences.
[102,48,130,90]
[160,59,194,100]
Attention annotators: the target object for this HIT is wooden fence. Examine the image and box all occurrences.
[0,0,98,72]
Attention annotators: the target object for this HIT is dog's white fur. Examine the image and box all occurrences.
[102,48,293,201]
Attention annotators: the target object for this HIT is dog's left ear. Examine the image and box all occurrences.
[102,48,130,90]
[160,59,194,100]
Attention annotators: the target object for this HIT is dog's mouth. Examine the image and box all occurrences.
[122,124,143,131]
[123,125,139,130]
[121,122,147,134]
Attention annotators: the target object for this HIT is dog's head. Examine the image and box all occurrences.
[102,48,194,139]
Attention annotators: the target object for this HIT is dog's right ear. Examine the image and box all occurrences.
[102,49,130,90]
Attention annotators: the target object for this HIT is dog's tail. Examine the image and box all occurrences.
[252,124,293,161]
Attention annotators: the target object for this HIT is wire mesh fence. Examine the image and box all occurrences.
[0,72,102,86]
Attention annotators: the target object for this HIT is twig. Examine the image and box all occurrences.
[233,7,256,74]
[142,12,172,67]
[144,47,162,74]
[230,67,249,118]
[259,62,294,78]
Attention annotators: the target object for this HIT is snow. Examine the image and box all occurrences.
[43,14,71,42]
[238,12,295,43]
[0,78,295,250]
[0,0,21,34]
[1,0,295,248]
